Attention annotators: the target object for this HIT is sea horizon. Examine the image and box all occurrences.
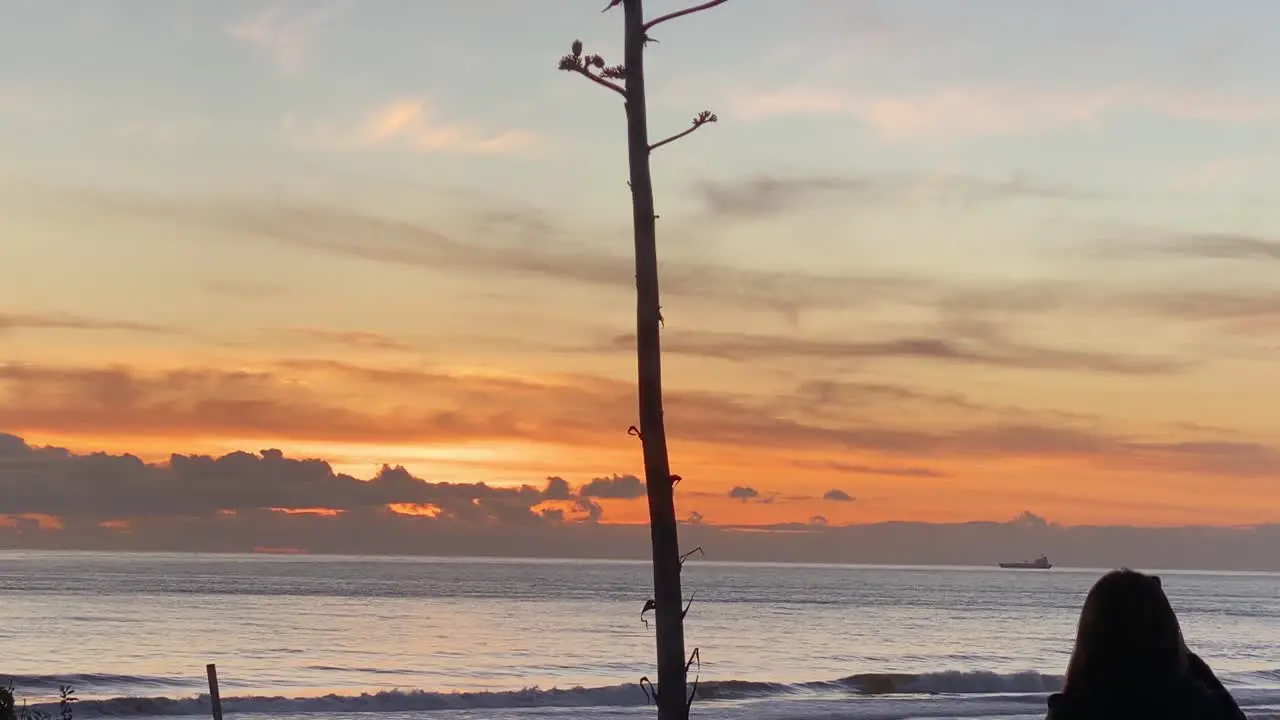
[3,548,1280,577]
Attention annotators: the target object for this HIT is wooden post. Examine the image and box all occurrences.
[205,664,223,720]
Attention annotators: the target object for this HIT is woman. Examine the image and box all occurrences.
[1046,569,1245,720]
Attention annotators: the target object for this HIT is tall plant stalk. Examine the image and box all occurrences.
[557,1,728,717]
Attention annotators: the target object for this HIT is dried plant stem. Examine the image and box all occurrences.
[556,1,730,717]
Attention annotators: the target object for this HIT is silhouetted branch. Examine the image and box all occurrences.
[681,590,696,619]
[641,597,657,628]
[684,647,701,676]
[644,0,729,32]
[649,111,717,152]
[684,648,702,717]
[639,676,658,704]
[679,546,704,567]
[628,425,642,439]
[557,42,627,98]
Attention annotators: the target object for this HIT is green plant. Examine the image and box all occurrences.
[0,683,75,720]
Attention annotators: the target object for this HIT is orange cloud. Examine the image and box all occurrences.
[3,358,1276,478]
[3,355,1280,528]
[273,507,342,517]
[0,311,174,335]
[276,328,410,352]
[388,502,442,518]
[0,513,64,531]
[283,99,537,156]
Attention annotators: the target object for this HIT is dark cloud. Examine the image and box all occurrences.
[937,281,1280,336]
[785,379,992,417]
[8,504,1280,571]
[0,361,540,446]
[691,172,1089,221]
[728,486,760,502]
[1165,233,1280,261]
[0,312,173,335]
[203,280,284,300]
[4,436,1280,570]
[277,327,409,351]
[463,204,559,244]
[1013,510,1052,527]
[572,498,604,523]
[0,434,550,522]
[0,434,627,530]
[543,476,573,500]
[1124,290,1280,325]
[1125,441,1280,478]
[823,489,855,502]
[798,460,947,479]
[24,185,945,319]
[578,474,646,499]
[21,182,1280,347]
[605,328,1190,375]
[1110,232,1280,262]
[27,185,1280,340]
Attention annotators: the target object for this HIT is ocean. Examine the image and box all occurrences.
[2,552,1278,720]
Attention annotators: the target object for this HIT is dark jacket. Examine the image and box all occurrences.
[1046,654,1246,720]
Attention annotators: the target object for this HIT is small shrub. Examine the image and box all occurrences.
[0,683,75,720]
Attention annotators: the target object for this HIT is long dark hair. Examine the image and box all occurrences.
[1065,569,1188,695]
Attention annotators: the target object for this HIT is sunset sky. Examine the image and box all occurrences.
[3,0,1280,543]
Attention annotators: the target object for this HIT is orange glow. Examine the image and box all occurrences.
[532,499,600,523]
[5,351,1280,528]
[387,503,442,518]
[0,514,64,531]
[98,519,132,532]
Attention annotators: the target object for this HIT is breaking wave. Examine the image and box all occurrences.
[11,669,1280,718]
[9,670,1065,716]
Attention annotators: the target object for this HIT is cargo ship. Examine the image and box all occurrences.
[999,554,1052,569]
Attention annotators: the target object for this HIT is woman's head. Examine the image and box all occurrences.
[1065,569,1187,694]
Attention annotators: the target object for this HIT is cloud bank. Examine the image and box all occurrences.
[4,435,1280,570]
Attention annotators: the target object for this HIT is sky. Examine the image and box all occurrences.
[2,0,1280,558]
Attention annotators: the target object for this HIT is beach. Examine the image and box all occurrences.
[3,552,1279,720]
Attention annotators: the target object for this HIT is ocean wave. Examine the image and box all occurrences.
[827,670,1064,695]
[0,674,192,691]
[8,670,1065,717]
[30,686,646,717]
[14,669,1280,718]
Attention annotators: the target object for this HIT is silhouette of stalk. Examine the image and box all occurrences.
[558,1,728,718]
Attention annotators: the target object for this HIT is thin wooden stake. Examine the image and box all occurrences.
[206,664,223,720]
